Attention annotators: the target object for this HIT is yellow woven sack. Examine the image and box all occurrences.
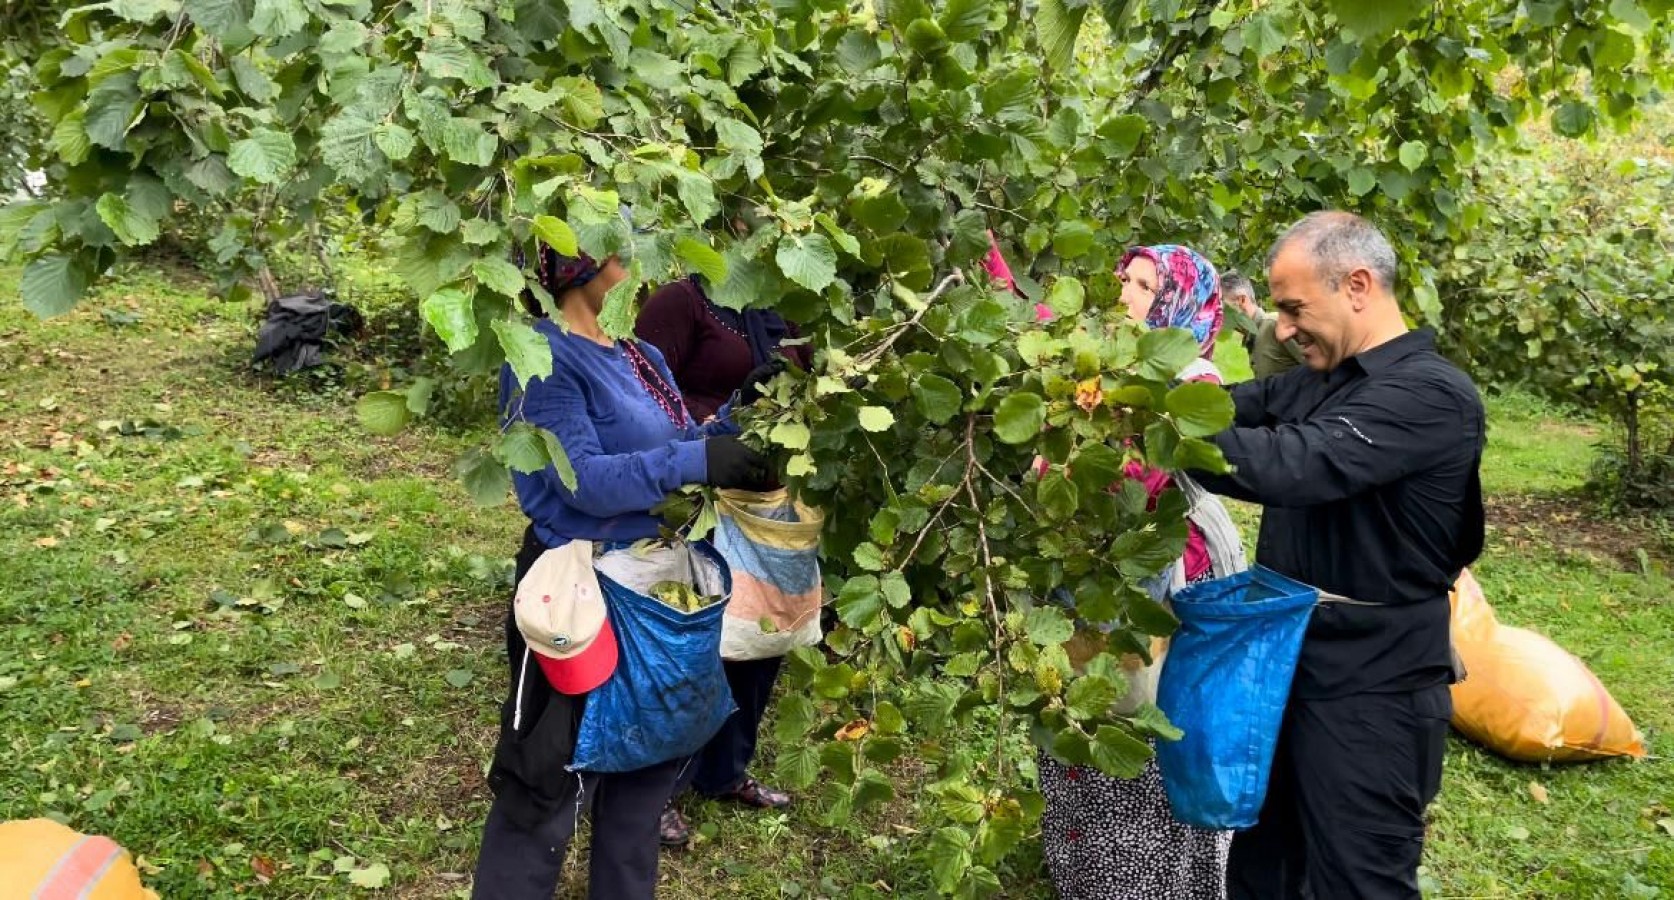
[0,819,158,900]
[1449,569,1647,763]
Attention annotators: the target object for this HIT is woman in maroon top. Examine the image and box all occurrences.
[634,276,813,845]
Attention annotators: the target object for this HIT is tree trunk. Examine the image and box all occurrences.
[255,265,282,303]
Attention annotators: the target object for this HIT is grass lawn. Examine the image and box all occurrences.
[1,265,1668,898]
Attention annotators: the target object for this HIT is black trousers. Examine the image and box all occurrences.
[677,655,784,797]
[472,527,691,899]
[472,756,690,900]
[1228,685,1452,900]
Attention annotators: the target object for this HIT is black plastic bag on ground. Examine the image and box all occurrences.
[252,291,363,373]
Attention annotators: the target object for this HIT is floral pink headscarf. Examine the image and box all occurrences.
[1118,244,1224,359]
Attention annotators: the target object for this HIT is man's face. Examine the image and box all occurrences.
[1232,290,1260,319]
[1268,244,1361,372]
[1119,256,1159,323]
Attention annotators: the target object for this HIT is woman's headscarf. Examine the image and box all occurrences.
[517,243,601,317]
[1118,244,1223,359]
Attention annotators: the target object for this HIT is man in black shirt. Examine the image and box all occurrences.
[1189,212,1485,900]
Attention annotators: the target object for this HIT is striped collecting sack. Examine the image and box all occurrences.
[713,489,825,661]
[0,819,158,900]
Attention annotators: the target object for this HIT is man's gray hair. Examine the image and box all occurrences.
[1221,269,1256,300]
[1267,211,1398,292]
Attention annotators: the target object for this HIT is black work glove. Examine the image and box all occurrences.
[733,358,788,407]
[705,436,774,490]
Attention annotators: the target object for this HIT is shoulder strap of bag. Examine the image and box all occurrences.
[1175,473,1248,579]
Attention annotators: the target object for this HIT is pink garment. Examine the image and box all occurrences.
[981,230,1052,322]
[983,230,1019,293]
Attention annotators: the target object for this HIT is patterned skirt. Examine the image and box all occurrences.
[1038,747,1231,900]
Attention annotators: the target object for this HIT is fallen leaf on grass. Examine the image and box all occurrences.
[1528,781,1549,805]
[1658,818,1674,838]
[33,537,57,548]
[111,633,132,651]
[251,855,278,882]
[348,862,391,889]
[444,669,474,688]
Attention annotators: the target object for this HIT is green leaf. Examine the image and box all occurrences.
[1069,443,1124,495]
[1346,167,1377,197]
[675,237,728,284]
[320,112,381,183]
[532,216,579,256]
[184,0,253,40]
[775,694,818,746]
[228,129,297,184]
[938,783,988,824]
[356,391,411,436]
[1552,101,1595,138]
[1024,607,1074,646]
[1164,381,1234,438]
[373,123,416,160]
[229,56,278,103]
[776,743,821,790]
[851,769,895,811]
[1090,725,1152,778]
[1065,675,1120,719]
[455,448,512,506]
[1052,221,1095,259]
[250,0,307,38]
[1398,141,1428,171]
[1046,276,1085,316]
[538,427,577,491]
[21,255,93,319]
[1036,0,1087,71]
[1243,13,1285,58]
[443,669,475,688]
[474,257,526,299]
[1097,113,1147,157]
[441,119,497,166]
[422,288,478,353]
[96,193,161,246]
[1325,0,1428,37]
[836,29,883,73]
[1037,473,1080,521]
[941,0,991,41]
[770,421,811,450]
[493,319,554,388]
[993,392,1045,444]
[347,862,391,889]
[775,233,838,293]
[874,700,906,735]
[929,827,974,894]
[596,258,642,340]
[858,406,895,433]
[1608,0,1654,31]
[836,575,884,629]
[51,110,92,165]
[853,542,887,571]
[1128,703,1184,741]
[496,422,552,474]
[912,373,963,425]
[1136,328,1202,381]
[420,38,499,90]
[84,77,142,150]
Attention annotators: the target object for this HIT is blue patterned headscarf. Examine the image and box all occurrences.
[1119,244,1224,359]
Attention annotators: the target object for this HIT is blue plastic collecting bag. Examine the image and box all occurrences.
[1155,565,1317,829]
[570,540,735,773]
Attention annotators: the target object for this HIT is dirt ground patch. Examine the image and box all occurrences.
[1487,493,1667,570]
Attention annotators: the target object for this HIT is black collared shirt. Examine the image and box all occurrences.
[1190,329,1485,698]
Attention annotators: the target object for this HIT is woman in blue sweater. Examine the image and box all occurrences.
[471,245,778,900]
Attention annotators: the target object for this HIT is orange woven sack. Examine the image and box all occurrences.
[0,819,158,900]
[1449,569,1647,763]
